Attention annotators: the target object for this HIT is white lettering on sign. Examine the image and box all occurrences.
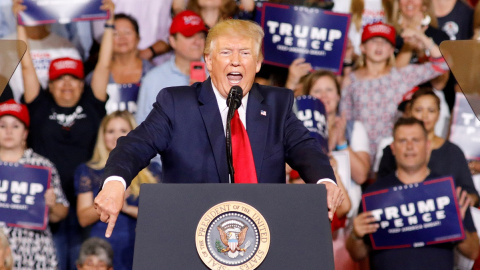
[266,21,342,52]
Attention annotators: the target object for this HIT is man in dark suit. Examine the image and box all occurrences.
[94,19,343,238]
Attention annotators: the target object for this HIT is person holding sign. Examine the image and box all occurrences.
[378,87,479,205]
[0,100,69,269]
[346,117,479,269]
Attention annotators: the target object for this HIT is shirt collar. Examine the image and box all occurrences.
[211,81,249,113]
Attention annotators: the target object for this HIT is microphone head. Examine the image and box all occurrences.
[226,86,243,109]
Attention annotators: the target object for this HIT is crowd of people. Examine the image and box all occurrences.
[0,0,479,269]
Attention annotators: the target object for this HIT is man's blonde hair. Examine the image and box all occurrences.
[204,19,264,61]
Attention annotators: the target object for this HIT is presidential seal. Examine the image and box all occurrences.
[195,201,270,270]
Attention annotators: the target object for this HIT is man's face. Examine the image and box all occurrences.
[170,32,206,63]
[391,124,430,172]
[204,35,262,98]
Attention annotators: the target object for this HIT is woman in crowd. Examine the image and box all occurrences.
[340,22,449,168]
[303,70,370,186]
[185,0,255,28]
[75,111,158,270]
[377,87,479,205]
[86,13,153,115]
[76,237,113,270]
[0,99,69,269]
[394,0,447,64]
[302,70,370,269]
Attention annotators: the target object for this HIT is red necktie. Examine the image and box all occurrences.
[231,110,258,183]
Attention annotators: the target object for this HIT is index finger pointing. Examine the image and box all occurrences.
[105,214,117,238]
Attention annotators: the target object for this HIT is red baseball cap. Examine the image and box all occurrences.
[398,86,419,112]
[49,57,84,81]
[0,99,30,128]
[362,22,396,46]
[169,10,208,37]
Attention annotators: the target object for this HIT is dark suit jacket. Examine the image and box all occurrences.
[103,78,335,185]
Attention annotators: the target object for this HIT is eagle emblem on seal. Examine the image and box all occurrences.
[217,220,251,258]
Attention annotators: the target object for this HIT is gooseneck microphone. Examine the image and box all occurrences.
[225,86,243,183]
[226,86,243,112]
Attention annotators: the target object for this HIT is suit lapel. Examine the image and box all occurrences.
[246,84,269,178]
[198,78,229,183]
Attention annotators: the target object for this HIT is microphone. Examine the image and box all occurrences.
[225,86,243,183]
[226,86,243,110]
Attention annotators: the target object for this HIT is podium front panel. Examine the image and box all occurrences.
[133,184,334,269]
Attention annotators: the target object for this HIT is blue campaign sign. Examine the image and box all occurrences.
[260,3,350,74]
[0,163,51,230]
[18,0,109,26]
[106,82,140,114]
[362,177,464,250]
[450,93,480,160]
[294,95,328,153]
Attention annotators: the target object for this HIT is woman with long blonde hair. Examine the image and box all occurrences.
[75,110,158,270]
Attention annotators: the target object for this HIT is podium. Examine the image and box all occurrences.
[133,184,334,269]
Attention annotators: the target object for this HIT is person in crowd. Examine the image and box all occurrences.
[346,117,479,269]
[303,70,370,185]
[340,22,449,167]
[91,0,173,65]
[377,87,479,205]
[394,0,448,64]
[0,231,12,270]
[0,99,69,269]
[86,13,153,115]
[432,0,474,40]
[13,0,113,268]
[76,237,113,270]
[75,111,157,270]
[333,0,395,56]
[5,1,81,102]
[302,70,370,269]
[394,0,454,138]
[95,19,343,238]
[185,0,255,28]
[135,10,208,123]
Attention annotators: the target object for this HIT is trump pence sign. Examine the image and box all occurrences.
[362,176,465,250]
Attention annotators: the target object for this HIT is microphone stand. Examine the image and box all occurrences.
[225,86,242,183]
